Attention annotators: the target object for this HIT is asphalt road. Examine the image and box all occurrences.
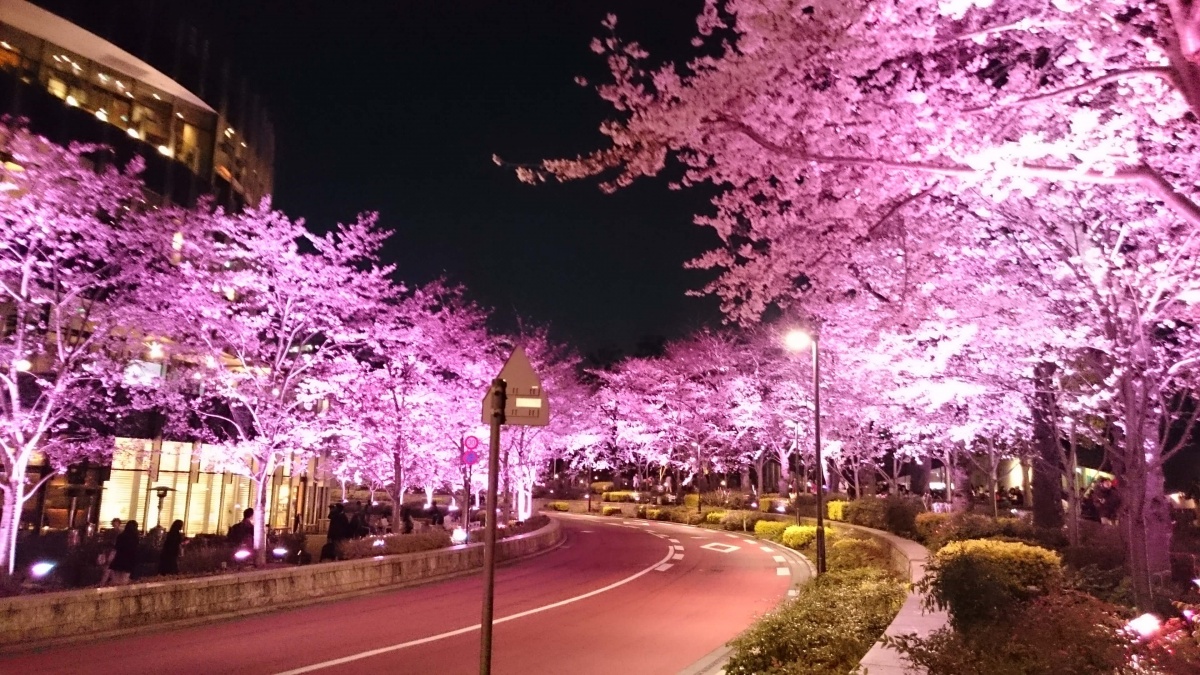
[2,515,804,675]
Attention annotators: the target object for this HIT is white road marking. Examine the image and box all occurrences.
[725,533,739,538]
[580,530,594,533]
[776,567,790,576]
[773,555,786,563]
[673,545,684,552]
[700,542,740,554]
[788,589,799,597]
[668,538,680,543]
[272,544,676,674]
[672,553,684,560]
[760,546,774,553]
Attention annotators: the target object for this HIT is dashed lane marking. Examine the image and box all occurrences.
[773,555,786,563]
[673,545,684,552]
[672,553,684,560]
[656,563,674,572]
[760,546,774,553]
[776,567,790,576]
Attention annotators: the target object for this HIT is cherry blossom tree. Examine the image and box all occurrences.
[164,201,395,564]
[0,124,180,575]
[513,0,1200,604]
[334,281,499,516]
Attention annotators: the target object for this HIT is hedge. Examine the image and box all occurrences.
[545,501,570,512]
[828,536,891,571]
[590,481,615,494]
[922,538,1062,630]
[601,506,623,516]
[705,510,727,525]
[754,520,790,542]
[782,525,818,550]
[827,500,848,521]
[726,568,906,675]
[720,510,766,532]
[601,491,639,503]
[338,530,452,560]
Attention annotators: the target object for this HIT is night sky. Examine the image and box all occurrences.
[194,1,719,354]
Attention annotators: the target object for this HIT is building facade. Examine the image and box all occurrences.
[1,0,332,538]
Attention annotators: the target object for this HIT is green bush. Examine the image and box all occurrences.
[888,591,1134,675]
[827,500,848,521]
[601,506,622,516]
[884,495,924,536]
[782,525,818,550]
[720,510,765,531]
[545,501,570,512]
[844,497,888,529]
[705,510,727,524]
[754,520,790,542]
[338,530,452,560]
[726,568,906,675]
[683,493,700,508]
[915,512,952,545]
[645,508,662,520]
[590,481,614,494]
[922,539,1062,630]
[601,491,638,503]
[828,536,892,572]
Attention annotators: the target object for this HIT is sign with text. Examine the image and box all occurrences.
[481,346,549,426]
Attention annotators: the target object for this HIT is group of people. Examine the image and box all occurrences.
[97,517,187,586]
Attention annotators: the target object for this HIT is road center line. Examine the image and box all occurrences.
[272,544,676,675]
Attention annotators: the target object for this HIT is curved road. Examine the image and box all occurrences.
[2,515,805,674]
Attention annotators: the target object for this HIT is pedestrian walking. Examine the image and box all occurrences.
[158,520,185,575]
[106,521,140,586]
[97,517,121,586]
[228,508,255,549]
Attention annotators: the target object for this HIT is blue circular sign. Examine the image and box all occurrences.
[462,449,480,465]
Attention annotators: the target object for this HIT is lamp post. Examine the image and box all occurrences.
[785,329,826,575]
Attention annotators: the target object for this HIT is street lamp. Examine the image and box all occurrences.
[785,328,826,575]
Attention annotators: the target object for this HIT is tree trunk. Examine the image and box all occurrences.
[910,457,931,496]
[1031,362,1065,530]
[0,478,25,576]
[390,453,406,522]
[754,455,765,495]
[827,458,842,494]
[253,474,269,566]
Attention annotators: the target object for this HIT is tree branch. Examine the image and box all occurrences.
[720,118,1200,228]
[965,67,1179,113]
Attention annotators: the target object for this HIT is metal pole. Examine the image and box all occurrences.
[813,339,826,575]
[479,377,506,675]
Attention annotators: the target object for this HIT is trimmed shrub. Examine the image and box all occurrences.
[683,493,700,508]
[782,525,818,550]
[726,568,906,675]
[828,536,892,572]
[545,501,570,512]
[915,512,951,545]
[844,497,888,529]
[590,481,614,494]
[601,491,638,503]
[754,520,790,542]
[827,500,848,522]
[888,591,1136,675]
[884,495,924,536]
[601,506,622,516]
[922,539,1062,630]
[720,510,765,532]
[338,530,452,560]
[645,508,662,520]
[705,510,727,525]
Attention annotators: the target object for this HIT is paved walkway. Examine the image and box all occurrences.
[844,523,949,675]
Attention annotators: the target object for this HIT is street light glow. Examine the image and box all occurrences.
[784,329,812,351]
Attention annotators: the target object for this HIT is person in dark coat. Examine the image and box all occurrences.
[158,520,185,575]
[428,503,445,527]
[228,508,254,549]
[106,521,140,586]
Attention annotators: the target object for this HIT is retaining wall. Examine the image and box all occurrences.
[0,519,561,649]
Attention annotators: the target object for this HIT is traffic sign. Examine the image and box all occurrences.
[481,346,549,426]
[462,449,480,465]
[463,435,480,450]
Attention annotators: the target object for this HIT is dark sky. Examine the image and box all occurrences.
[196,1,721,353]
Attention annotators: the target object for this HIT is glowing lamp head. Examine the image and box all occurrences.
[784,329,812,352]
[147,342,165,360]
[750,502,758,509]
[1126,613,1161,638]
[775,503,786,513]
[233,549,252,562]
[13,358,32,372]
[30,561,55,578]
[451,528,468,545]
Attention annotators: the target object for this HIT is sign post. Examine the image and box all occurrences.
[479,347,548,675]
